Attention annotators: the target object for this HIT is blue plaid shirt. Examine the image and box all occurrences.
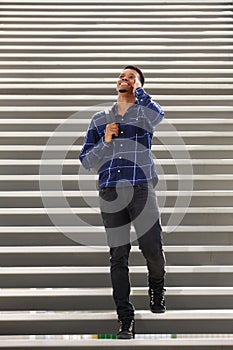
[79,87,164,188]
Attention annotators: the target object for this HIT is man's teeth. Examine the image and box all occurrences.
[120,82,128,86]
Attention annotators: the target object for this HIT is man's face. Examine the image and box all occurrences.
[116,68,141,93]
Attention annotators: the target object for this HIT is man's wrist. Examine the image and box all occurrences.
[104,136,112,143]
[134,87,144,96]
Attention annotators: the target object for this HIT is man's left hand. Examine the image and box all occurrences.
[133,76,142,93]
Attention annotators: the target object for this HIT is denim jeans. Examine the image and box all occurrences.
[99,181,166,320]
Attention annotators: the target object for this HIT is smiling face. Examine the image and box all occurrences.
[116,68,141,94]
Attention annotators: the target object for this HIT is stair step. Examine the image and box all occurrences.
[0,245,231,266]
[1,61,233,67]
[0,310,231,335]
[0,287,232,310]
[0,337,232,350]
[2,4,233,9]
[1,45,233,51]
[0,265,231,287]
[0,131,232,138]
[1,31,233,38]
[0,118,232,124]
[0,228,231,246]
[1,68,233,73]
[1,38,233,44]
[1,52,232,58]
[1,0,232,3]
[1,17,232,23]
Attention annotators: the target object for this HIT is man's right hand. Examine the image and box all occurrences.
[104,123,119,143]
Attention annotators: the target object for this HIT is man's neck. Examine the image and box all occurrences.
[117,92,136,116]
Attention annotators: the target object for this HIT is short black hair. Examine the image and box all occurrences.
[124,65,145,86]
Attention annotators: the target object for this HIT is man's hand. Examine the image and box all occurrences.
[133,76,142,93]
[104,123,119,143]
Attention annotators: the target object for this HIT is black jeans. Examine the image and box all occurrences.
[99,181,166,320]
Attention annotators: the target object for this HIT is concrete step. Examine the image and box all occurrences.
[0,310,231,335]
[1,0,232,3]
[2,24,233,32]
[0,131,232,145]
[1,31,233,39]
[1,38,233,45]
[0,337,232,350]
[0,225,231,246]
[0,265,232,288]
[1,17,232,23]
[0,117,232,125]
[1,45,233,53]
[1,95,233,108]
[0,159,232,174]
[1,190,233,206]
[1,110,222,120]
[0,245,231,266]
[1,52,232,60]
[0,287,232,311]
[2,4,233,10]
[1,61,233,69]
[0,174,232,191]
[1,84,232,96]
[0,206,232,226]
[1,9,233,16]
[1,68,233,73]
[0,144,232,159]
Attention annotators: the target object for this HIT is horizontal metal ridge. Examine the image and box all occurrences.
[0,225,231,233]
[1,10,233,16]
[1,17,233,22]
[0,190,232,196]
[2,24,233,29]
[2,78,233,83]
[0,84,232,91]
[0,246,231,253]
[1,68,233,72]
[0,145,232,150]
[0,207,233,214]
[0,117,233,126]
[0,131,232,137]
[1,60,233,66]
[1,44,233,49]
[1,31,233,37]
[1,52,232,57]
[0,337,232,348]
[0,309,232,320]
[1,0,232,3]
[0,286,232,296]
[0,94,232,99]
[1,4,233,10]
[0,159,232,165]
[0,265,232,273]
[0,118,231,124]
[2,38,233,43]
[0,174,232,180]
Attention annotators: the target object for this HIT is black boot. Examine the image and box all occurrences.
[149,287,166,313]
[117,318,135,339]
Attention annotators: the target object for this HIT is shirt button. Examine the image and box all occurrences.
[118,170,121,173]
[121,131,124,134]
[120,144,123,147]
[119,156,122,159]
[121,118,124,121]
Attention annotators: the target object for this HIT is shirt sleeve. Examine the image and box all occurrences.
[134,87,164,129]
[79,116,111,170]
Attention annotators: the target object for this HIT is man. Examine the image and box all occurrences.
[79,66,166,339]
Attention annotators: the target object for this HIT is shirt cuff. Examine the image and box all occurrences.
[101,136,112,148]
[134,87,144,97]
